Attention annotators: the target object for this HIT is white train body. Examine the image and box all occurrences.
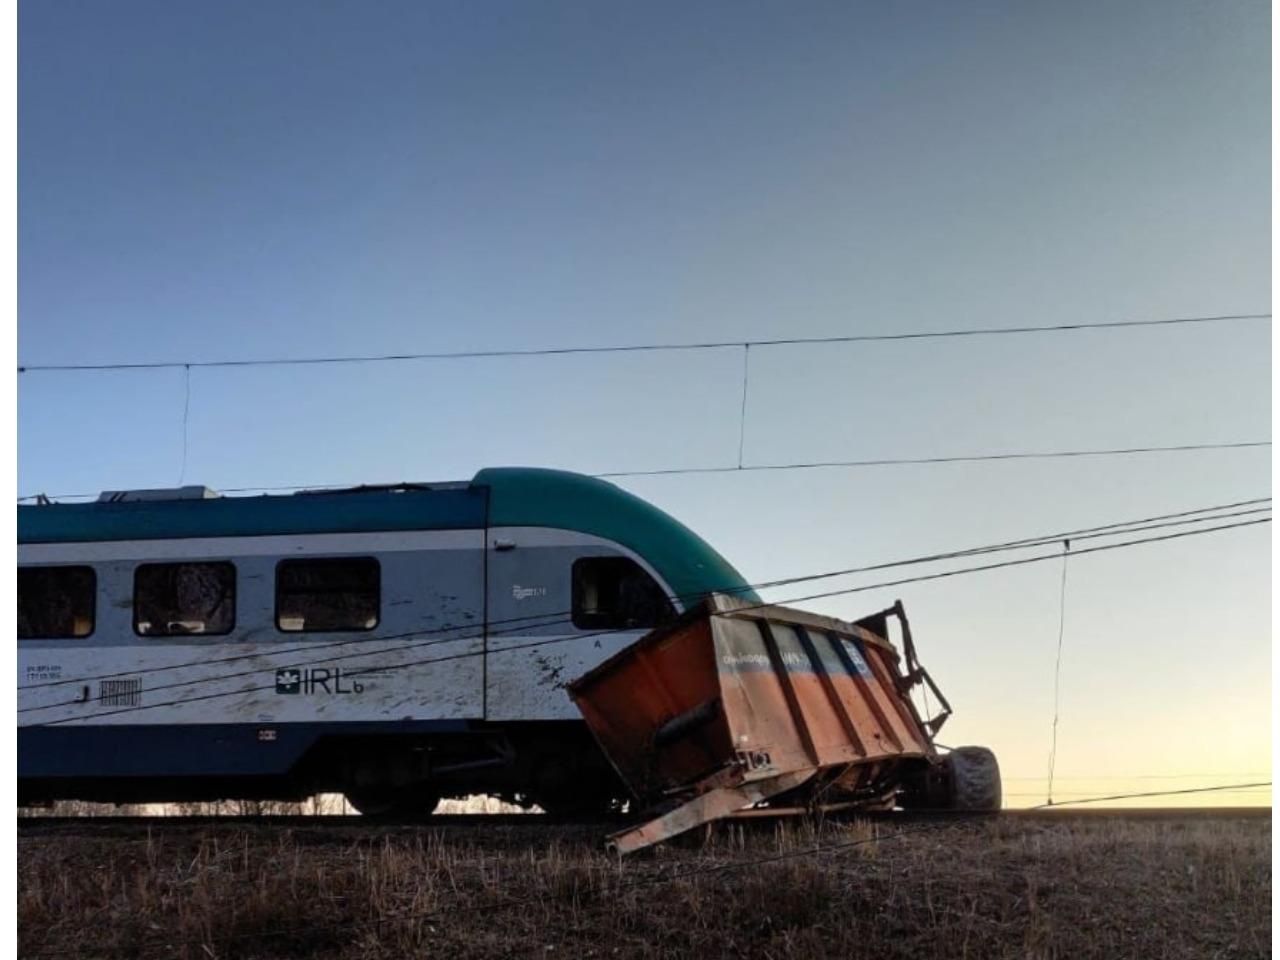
[18,468,753,814]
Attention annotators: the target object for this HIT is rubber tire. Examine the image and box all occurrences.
[345,787,441,818]
[945,746,1002,811]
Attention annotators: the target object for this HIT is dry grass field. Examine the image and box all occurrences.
[17,813,1270,959]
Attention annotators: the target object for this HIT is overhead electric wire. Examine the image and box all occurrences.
[1006,789,1271,797]
[18,505,1270,709]
[758,516,1269,611]
[596,441,1272,478]
[16,311,1271,374]
[1030,782,1273,806]
[16,309,1270,502]
[1003,772,1272,781]
[17,498,1267,701]
[15,441,1273,502]
[749,500,1271,593]
[21,514,1268,727]
[19,494,1267,694]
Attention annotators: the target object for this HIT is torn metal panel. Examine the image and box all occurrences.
[607,770,815,855]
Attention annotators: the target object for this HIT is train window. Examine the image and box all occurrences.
[134,562,236,636]
[18,566,96,639]
[572,557,673,630]
[276,557,380,632]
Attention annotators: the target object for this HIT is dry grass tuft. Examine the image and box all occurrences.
[18,814,1270,959]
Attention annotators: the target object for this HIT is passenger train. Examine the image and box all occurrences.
[18,468,754,815]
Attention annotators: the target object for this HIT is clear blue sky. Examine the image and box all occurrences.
[18,0,1272,802]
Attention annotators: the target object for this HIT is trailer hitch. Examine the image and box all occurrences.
[858,600,952,735]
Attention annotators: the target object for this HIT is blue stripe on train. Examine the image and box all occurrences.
[18,720,473,779]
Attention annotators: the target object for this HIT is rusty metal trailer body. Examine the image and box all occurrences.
[570,594,996,853]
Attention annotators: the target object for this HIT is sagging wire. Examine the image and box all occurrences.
[177,363,191,486]
[1046,538,1070,805]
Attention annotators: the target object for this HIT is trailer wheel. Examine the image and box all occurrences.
[345,786,441,819]
[945,746,1001,811]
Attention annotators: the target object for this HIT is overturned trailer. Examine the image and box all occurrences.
[569,594,1000,854]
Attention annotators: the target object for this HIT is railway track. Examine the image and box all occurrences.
[18,805,1268,837]
[18,812,616,831]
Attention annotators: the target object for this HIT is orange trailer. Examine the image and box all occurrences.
[568,593,999,853]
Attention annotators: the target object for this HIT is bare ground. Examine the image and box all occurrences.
[17,813,1271,959]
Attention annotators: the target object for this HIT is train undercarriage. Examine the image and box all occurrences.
[18,721,626,816]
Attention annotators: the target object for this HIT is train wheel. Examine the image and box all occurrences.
[345,786,441,818]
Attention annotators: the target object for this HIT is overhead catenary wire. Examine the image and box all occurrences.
[1003,772,1273,781]
[18,494,1268,694]
[1024,782,1273,807]
[15,311,1271,373]
[21,514,1269,727]
[15,440,1273,502]
[17,309,1271,503]
[596,440,1272,479]
[749,500,1271,593]
[16,498,1268,702]
[1006,788,1272,797]
[17,506,1271,711]
[735,516,1270,611]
